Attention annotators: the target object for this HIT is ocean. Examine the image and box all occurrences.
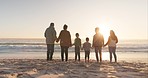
[0,38,147,53]
[0,38,147,63]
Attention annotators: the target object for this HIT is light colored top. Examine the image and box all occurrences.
[83,42,91,51]
[108,39,116,47]
[44,26,57,44]
[104,36,118,47]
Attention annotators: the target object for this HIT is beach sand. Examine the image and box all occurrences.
[0,59,147,78]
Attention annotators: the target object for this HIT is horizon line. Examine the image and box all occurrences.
[0,37,147,40]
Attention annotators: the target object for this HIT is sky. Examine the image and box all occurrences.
[0,0,147,41]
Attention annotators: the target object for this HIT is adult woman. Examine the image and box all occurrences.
[104,30,118,62]
[56,24,72,61]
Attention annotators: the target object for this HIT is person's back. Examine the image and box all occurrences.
[83,42,91,51]
[74,37,81,47]
[44,23,57,61]
[93,33,104,47]
[45,26,57,44]
[108,37,117,47]
[73,33,81,61]
[92,27,104,62]
[56,24,72,61]
[83,37,91,62]
[58,30,71,46]
[104,30,118,62]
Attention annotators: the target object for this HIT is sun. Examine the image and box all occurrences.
[98,24,110,42]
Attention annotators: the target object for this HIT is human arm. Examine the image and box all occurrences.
[104,37,110,47]
[44,29,47,37]
[53,30,57,41]
[56,31,62,43]
[81,43,84,50]
[72,39,76,46]
[102,35,104,46]
[92,36,95,48]
[116,36,118,43]
[68,31,72,47]
[81,44,84,50]
[80,39,81,47]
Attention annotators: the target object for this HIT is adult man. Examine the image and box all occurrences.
[92,27,104,62]
[44,23,57,61]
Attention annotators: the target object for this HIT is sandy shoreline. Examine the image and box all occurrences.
[0,59,147,78]
[0,52,148,64]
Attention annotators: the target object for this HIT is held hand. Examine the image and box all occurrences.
[56,38,59,43]
[69,44,73,47]
[91,46,94,49]
[72,44,74,46]
[103,44,107,47]
[56,40,58,43]
[81,48,83,50]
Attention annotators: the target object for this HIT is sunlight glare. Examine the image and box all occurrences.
[98,24,110,42]
[91,52,110,60]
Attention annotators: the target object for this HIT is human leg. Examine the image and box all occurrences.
[65,47,69,61]
[75,52,77,61]
[75,47,78,61]
[47,44,50,60]
[49,44,54,60]
[61,46,64,61]
[85,51,87,62]
[88,51,90,62]
[109,47,113,62]
[77,47,80,61]
[112,47,117,62]
[86,51,90,62]
[98,47,102,62]
[95,47,99,62]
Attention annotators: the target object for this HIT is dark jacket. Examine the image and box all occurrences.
[57,30,72,47]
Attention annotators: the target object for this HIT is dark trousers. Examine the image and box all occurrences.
[95,47,102,62]
[75,46,80,61]
[61,46,69,61]
[47,44,54,60]
[109,47,117,62]
[85,51,90,61]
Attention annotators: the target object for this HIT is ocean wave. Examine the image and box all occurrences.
[0,39,148,53]
[0,44,147,52]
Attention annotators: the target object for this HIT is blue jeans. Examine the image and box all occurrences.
[109,47,117,62]
[47,44,54,60]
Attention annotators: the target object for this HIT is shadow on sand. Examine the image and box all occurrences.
[0,59,147,78]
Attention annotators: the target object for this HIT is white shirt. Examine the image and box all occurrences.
[83,42,91,51]
[108,39,116,47]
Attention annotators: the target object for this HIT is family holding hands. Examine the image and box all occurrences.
[45,23,118,63]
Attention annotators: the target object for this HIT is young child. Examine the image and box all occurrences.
[73,33,81,61]
[82,37,91,62]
